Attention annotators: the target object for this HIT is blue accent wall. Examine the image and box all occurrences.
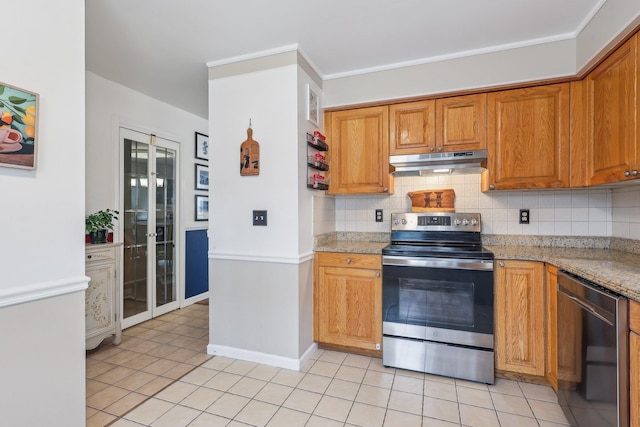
[185,229,208,298]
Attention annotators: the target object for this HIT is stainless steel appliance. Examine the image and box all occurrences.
[382,212,495,384]
[557,271,629,427]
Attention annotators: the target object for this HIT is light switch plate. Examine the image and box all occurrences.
[253,210,267,226]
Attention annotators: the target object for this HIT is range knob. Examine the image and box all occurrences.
[454,219,462,226]
[470,218,478,226]
[462,218,470,226]
[393,219,400,225]
[402,218,407,225]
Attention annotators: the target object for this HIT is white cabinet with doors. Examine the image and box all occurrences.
[120,127,180,329]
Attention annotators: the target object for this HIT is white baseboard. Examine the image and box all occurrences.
[207,342,318,371]
[183,291,209,307]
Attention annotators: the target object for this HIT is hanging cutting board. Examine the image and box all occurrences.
[407,189,455,212]
[240,127,260,176]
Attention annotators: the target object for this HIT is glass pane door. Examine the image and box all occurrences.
[120,128,179,328]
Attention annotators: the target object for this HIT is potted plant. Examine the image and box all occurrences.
[86,209,119,244]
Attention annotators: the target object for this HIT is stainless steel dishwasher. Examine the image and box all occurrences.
[557,271,628,427]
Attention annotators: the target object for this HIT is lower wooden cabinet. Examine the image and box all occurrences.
[85,243,122,350]
[631,300,640,427]
[545,264,558,390]
[495,260,545,377]
[314,252,382,356]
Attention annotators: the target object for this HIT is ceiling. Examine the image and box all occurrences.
[85,0,603,119]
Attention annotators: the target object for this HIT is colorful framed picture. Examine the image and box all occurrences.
[306,84,319,127]
[0,82,38,169]
[195,132,209,161]
[195,195,209,221]
[195,163,209,191]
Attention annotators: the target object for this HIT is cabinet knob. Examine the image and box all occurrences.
[375,272,380,277]
[87,255,92,259]
[429,146,435,152]
[437,147,443,152]
[489,184,496,190]
[498,261,505,267]
[346,258,351,264]
[625,171,631,177]
[633,170,639,176]
[383,188,389,193]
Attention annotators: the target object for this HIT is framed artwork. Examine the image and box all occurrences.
[195,195,209,221]
[195,163,209,190]
[0,82,38,169]
[306,84,319,127]
[195,132,209,161]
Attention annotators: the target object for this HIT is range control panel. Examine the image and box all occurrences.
[391,212,481,232]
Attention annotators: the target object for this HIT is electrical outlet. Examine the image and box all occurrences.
[519,209,530,224]
[375,209,383,222]
[253,210,267,226]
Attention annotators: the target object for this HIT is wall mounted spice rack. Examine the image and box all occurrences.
[306,131,329,190]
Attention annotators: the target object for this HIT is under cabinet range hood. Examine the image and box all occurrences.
[389,150,488,175]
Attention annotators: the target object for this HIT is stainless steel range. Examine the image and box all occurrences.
[382,212,495,384]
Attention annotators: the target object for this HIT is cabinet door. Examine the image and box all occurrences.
[632,331,640,427]
[436,93,487,152]
[495,260,545,376]
[327,106,391,194]
[389,100,435,155]
[317,266,382,351]
[545,264,558,391]
[484,83,570,190]
[585,34,638,185]
[86,263,115,339]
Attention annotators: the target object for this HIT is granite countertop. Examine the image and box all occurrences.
[486,245,640,302]
[314,232,640,302]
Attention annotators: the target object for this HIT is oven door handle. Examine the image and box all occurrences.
[382,255,494,271]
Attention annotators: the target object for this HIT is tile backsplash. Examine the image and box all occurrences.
[313,174,640,240]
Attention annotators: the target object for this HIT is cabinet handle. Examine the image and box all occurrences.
[498,261,505,267]
[375,272,380,277]
[489,184,496,190]
[346,258,351,264]
[625,171,631,177]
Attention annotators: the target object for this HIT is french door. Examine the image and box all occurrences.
[120,127,180,329]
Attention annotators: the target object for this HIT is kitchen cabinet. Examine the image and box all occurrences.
[435,93,487,152]
[325,107,392,194]
[85,243,122,350]
[582,33,639,185]
[545,264,558,390]
[631,300,640,427]
[482,83,570,191]
[389,100,435,155]
[314,252,382,356]
[389,94,486,156]
[495,260,545,377]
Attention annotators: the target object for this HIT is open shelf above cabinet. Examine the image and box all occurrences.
[306,131,329,190]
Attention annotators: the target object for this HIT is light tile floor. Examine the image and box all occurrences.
[87,302,572,427]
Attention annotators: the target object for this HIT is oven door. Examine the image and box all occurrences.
[382,256,494,349]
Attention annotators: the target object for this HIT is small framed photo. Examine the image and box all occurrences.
[195,195,209,221]
[195,163,209,190]
[306,84,319,127]
[195,132,209,161]
[0,81,39,170]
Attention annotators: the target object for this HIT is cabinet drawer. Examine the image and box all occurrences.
[631,299,640,334]
[316,252,381,269]
[86,247,116,264]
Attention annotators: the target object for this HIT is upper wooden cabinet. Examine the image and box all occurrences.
[325,106,393,194]
[389,100,435,155]
[389,94,487,155]
[482,83,570,191]
[495,260,545,377]
[436,93,487,152]
[582,33,640,185]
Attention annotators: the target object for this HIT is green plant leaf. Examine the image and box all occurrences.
[0,86,4,95]
[14,106,26,114]
[12,115,24,125]
[8,96,26,105]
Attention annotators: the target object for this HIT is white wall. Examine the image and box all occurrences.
[612,185,640,239]
[0,1,86,425]
[85,72,209,304]
[208,55,317,367]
